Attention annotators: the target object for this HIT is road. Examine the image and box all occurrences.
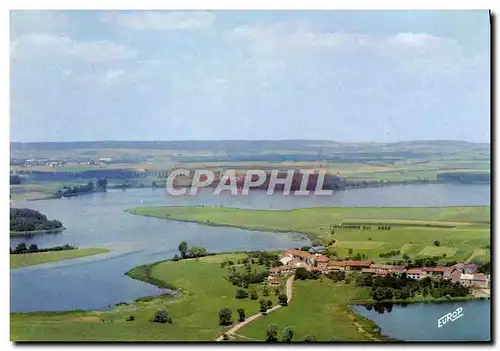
[215,275,294,342]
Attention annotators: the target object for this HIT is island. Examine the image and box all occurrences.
[10,208,66,236]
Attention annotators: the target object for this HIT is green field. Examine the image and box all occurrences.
[128,206,490,263]
[235,279,379,342]
[10,248,110,269]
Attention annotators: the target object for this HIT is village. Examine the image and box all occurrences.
[267,249,490,293]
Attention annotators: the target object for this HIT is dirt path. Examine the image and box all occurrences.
[215,275,294,342]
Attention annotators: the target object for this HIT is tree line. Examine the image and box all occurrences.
[11,243,75,255]
[10,208,63,232]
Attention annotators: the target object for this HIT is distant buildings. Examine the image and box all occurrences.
[274,250,490,289]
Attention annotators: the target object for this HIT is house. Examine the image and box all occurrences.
[284,250,315,266]
[460,274,474,287]
[287,258,308,270]
[269,267,282,277]
[453,263,477,274]
[361,268,378,275]
[268,277,281,287]
[344,260,373,271]
[279,255,293,266]
[327,261,346,272]
[422,266,449,277]
[443,267,457,280]
[407,268,427,280]
[309,246,326,254]
[314,255,330,270]
[472,273,489,288]
[449,269,462,283]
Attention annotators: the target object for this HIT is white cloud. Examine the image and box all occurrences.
[100,11,215,31]
[11,33,137,63]
[228,23,460,57]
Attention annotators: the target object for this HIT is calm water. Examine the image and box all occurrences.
[352,300,491,341]
[10,184,490,313]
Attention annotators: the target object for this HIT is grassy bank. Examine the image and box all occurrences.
[10,248,110,269]
[127,206,490,263]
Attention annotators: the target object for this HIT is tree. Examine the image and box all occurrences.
[219,307,232,326]
[348,248,353,255]
[178,241,188,259]
[250,290,259,300]
[188,246,207,260]
[266,299,273,309]
[15,243,27,252]
[402,253,410,261]
[126,315,135,321]
[266,324,279,342]
[295,267,310,280]
[237,308,246,322]
[235,289,249,299]
[304,334,317,342]
[301,246,311,252]
[282,327,294,343]
[274,287,280,296]
[29,244,38,252]
[152,309,172,323]
[259,300,268,313]
[433,240,441,247]
[262,286,269,296]
[278,294,288,306]
[172,254,180,261]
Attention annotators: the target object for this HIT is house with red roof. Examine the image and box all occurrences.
[344,260,373,271]
[314,254,330,270]
[407,268,428,280]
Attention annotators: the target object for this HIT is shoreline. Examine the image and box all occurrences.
[10,227,66,237]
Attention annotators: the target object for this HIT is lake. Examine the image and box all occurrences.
[352,300,491,341]
[10,184,490,313]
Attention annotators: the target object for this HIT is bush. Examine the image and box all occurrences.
[126,315,135,321]
[262,287,269,296]
[219,307,232,326]
[152,309,170,324]
[274,288,280,296]
[433,240,440,247]
[266,324,279,342]
[237,308,246,322]
[250,290,259,300]
[235,289,249,299]
[172,254,180,261]
[278,294,288,306]
[282,327,294,343]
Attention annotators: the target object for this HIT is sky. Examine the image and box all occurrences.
[10,10,490,142]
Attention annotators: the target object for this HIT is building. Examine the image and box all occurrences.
[453,263,478,274]
[309,246,326,254]
[314,255,330,270]
[327,261,346,272]
[422,266,450,278]
[279,255,293,266]
[449,269,462,283]
[407,268,427,280]
[268,277,281,287]
[284,250,316,266]
[472,273,489,288]
[269,267,282,277]
[460,274,474,287]
[344,260,373,271]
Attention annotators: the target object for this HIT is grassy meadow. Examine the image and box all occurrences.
[235,279,378,342]
[10,248,110,269]
[128,206,490,263]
